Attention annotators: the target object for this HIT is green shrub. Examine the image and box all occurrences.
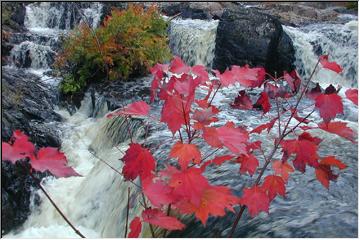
[56,4,171,94]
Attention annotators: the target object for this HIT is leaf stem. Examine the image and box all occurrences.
[124,187,131,238]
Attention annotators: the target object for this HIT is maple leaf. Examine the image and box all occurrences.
[239,186,270,217]
[254,92,271,114]
[107,101,150,118]
[264,83,291,99]
[2,135,35,164]
[176,185,238,225]
[283,70,301,93]
[262,175,286,201]
[168,167,210,207]
[122,143,155,181]
[236,154,259,176]
[306,83,322,100]
[142,178,177,208]
[203,127,223,148]
[169,142,202,169]
[213,68,235,87]
[30,147,80,177]
[191,65,209,84]
[281,132,320,172]
[315,156,346,189]
[161,93,192,134]
[231,90,253,110]
[345,88,358,106]
[173,73,200,97]
[231,65,265,88]
[318,121,356,143]
[315,85,343,123]
[192,106,219,129]
[272,160,294,182]
[319,55,343,73]
[250,117,278,134]
[169,56,190,74]
[216,122,249,155]
[128,217,142,238]
[142,208,185,230]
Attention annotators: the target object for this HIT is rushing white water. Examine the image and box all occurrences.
[284,19,358,88]
[169,18,219,67]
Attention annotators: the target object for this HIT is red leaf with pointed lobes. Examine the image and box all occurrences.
[169,142,202,169]
[128,217,142,238]
[250,117,278,134]
[142,209,185,230]
[191,65,209,84]
[318,121,356,143]
[216,122,249,155]
[2,135,35,164]
[319,55,343,73]
[262,175,286,201]
[239,186,270,217]
[315,91,343,123]
[281,132,320,172]
[122,143,155,181]
[213,68,235,87]
[246,141,262,152]
[150,63,168,102]
[231,65,265,88]
[315,156,346,189]
[254,92,271,114]
[231,90,253,110]
[30,147,80,177]
[236,154,259,176]
[173,73,200,97]
[161,93,192,134]
[169,56,190,74]
[176,185,239,225]
[283,70,301,93]
[272,160,294,182]
[211,155,234,165]
[192,106,219,129]
[142,178,178,208]
[168,167,210,207]
[306,83,322,100]
[107,101,150,118]
[203,127,223,148]
[345,88,358,106]
[264,83,291,99]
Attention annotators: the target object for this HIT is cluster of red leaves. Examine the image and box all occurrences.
[2,130,79,177]
[103,55,357,237]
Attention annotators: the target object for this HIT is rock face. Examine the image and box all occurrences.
[1,160,49,235]
[2,67,62,147]
[160,2,225,20]
[213,7,295,75]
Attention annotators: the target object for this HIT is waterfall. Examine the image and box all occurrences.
[284,19,358,88]
[168,18,219,67]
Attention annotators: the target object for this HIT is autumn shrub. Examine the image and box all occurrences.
[55,4,171,94]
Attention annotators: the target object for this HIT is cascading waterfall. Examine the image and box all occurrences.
[168,18,219,67]
[284,19,358,88]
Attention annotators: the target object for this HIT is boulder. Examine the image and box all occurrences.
[213,7,295,76]
[160,2,224,20]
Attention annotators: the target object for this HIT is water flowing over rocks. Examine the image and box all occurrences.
[213,7,295,75]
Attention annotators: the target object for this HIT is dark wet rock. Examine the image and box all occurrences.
[213,7,295,76]
[2,67,62,147]
[160,2,224,20]
[1,160,50,235]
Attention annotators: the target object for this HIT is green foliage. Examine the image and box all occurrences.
[56,4,171,94]
[346,2,358,10]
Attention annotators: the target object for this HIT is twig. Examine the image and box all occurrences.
[162,204,172,237]
[124,187,131,238]
[29,171,86,238]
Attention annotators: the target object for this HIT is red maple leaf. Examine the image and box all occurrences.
[30,147,80,177]
[142,208,185,230]
[169,142,202,169]
[283,70,301,93]
[192,106,219,129]
[281,132,320,172]
[239,186,270,217]
[213,68,235,87]
[202,127,223,148]
[319,55,343,73]
[254,92,271,114]
[107,101,150,118]
[191,65,209,84]
[306,83,322,100]
[261,175,286,201]
[2,132,35,164]
[250,117,278,134]
[264,83,291,99]
[142,178,177,208]
[176,185,239,225]
[169,56,190,74]
[345,88,358,106]
[272,160,294,182]
[315,85,343,123]
[315,156,347,189]
[168,167,210,207]
[318,121,356,143]
[231,65,265,88]
[128,217,142,238]
[122,143,155,181]
[216,122,249,155]
[231,90,253,110]
[236,154,259,176]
